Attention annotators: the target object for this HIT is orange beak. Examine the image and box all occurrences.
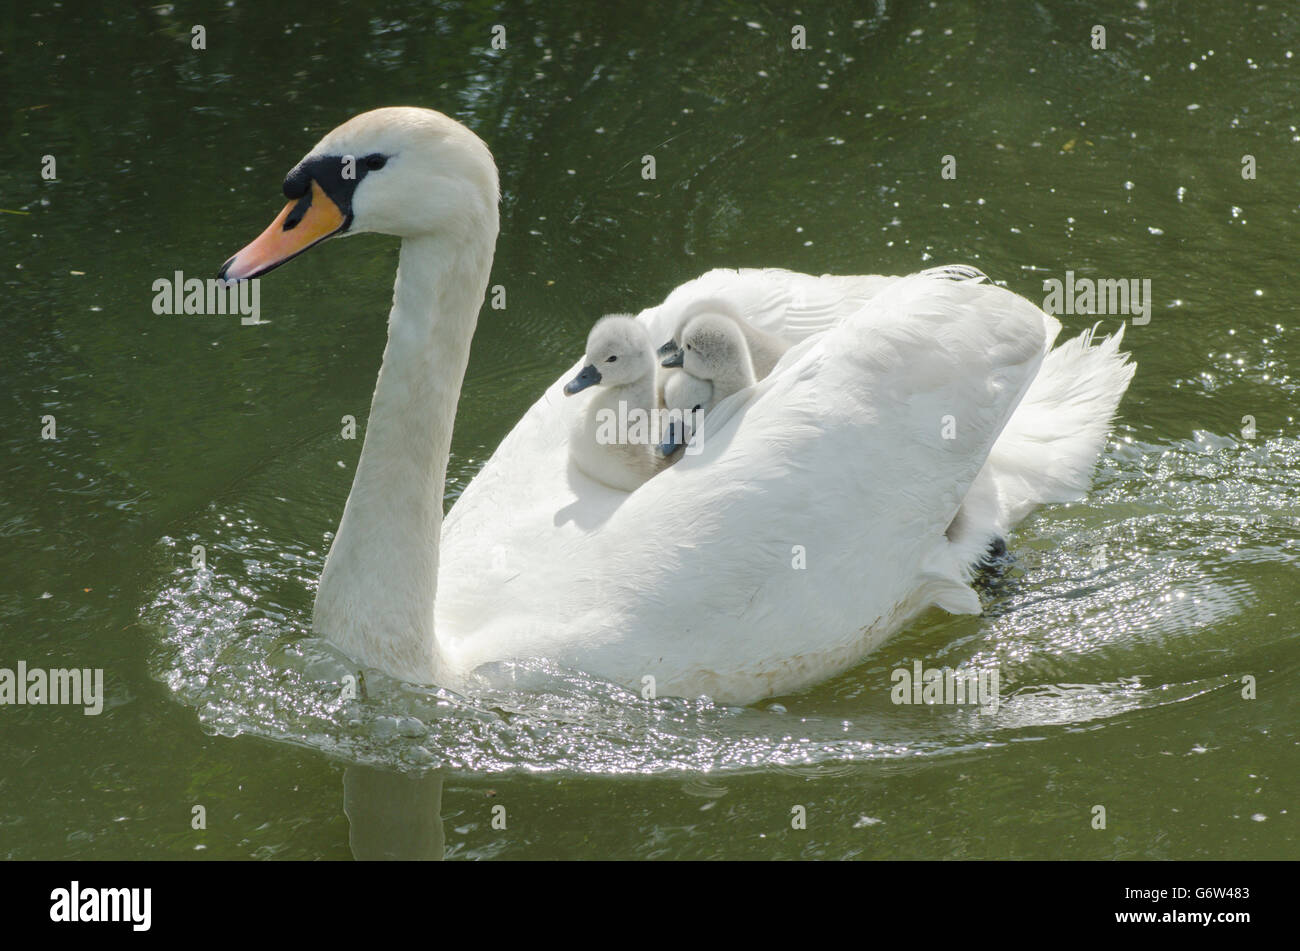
[217,180,346,281]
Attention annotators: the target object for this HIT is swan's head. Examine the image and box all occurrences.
[564,315,653,395]
[663,312,754,384]
[218,106,499,281]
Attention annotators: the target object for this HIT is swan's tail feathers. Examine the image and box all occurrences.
[921,573,982,616]
[985,321,1136,531]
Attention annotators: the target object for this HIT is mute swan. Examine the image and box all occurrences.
[658,370,712,456]
[658,301,792,378]
[658,312,757,455]
[563,314,669,490]
[216,107,1135,705]
[661,311,759,407]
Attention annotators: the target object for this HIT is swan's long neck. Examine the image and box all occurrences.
[313,231,494,682]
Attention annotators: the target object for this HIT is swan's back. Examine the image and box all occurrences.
[438,268,1067,703]
[645,267,900,351]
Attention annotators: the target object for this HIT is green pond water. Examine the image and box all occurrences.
[1,0,1297,859]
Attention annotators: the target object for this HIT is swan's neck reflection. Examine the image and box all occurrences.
[343,765,445,860]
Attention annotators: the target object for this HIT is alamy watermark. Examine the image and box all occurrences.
[152,270,261,324]
[594,401,704,455]
[891,660,1000,713]
[50,882,150,931]
[0,661,103,715]
[1042,270,1151,325]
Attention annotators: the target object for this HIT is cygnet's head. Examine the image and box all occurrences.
[658,371,712,456]
[564,314,654,395]
[664,312,755,385]
[656,299,743,363]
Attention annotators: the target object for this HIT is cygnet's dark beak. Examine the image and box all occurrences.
[658,420,682,456]
[656,339,678,358]
[660,349,684,368]
[563,364,601,395]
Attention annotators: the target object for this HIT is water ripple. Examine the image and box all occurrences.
[143,432,1298,776]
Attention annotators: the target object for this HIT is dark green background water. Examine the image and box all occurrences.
[2,0,1297,859]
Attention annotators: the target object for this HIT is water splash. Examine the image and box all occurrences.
[143,431,1298,776]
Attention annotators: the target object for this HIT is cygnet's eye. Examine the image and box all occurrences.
[606,355,618,363]
[364,154,388,171]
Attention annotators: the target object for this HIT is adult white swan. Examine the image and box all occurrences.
[218,107,1135,706]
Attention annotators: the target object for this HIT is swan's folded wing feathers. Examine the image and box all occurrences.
[833,272,1048,542]
[982,321,1135,526]
[527,271,1051,699]
[441,268,1054,703]
[644,267,902,346]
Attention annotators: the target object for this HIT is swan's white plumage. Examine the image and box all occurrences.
[439,268,1132,703]
[651,268,900,348]
[237,108,1134,706]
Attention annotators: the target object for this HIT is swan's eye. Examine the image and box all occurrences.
[606,355,618,363]
[364,154,388,171]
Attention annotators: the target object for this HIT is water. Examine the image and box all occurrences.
[1,0,1297,859]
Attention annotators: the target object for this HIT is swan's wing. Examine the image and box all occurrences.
[439,268,1051,703]
[643,267,902,346]
[441,266,904,576]
[974,322,1135,531]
